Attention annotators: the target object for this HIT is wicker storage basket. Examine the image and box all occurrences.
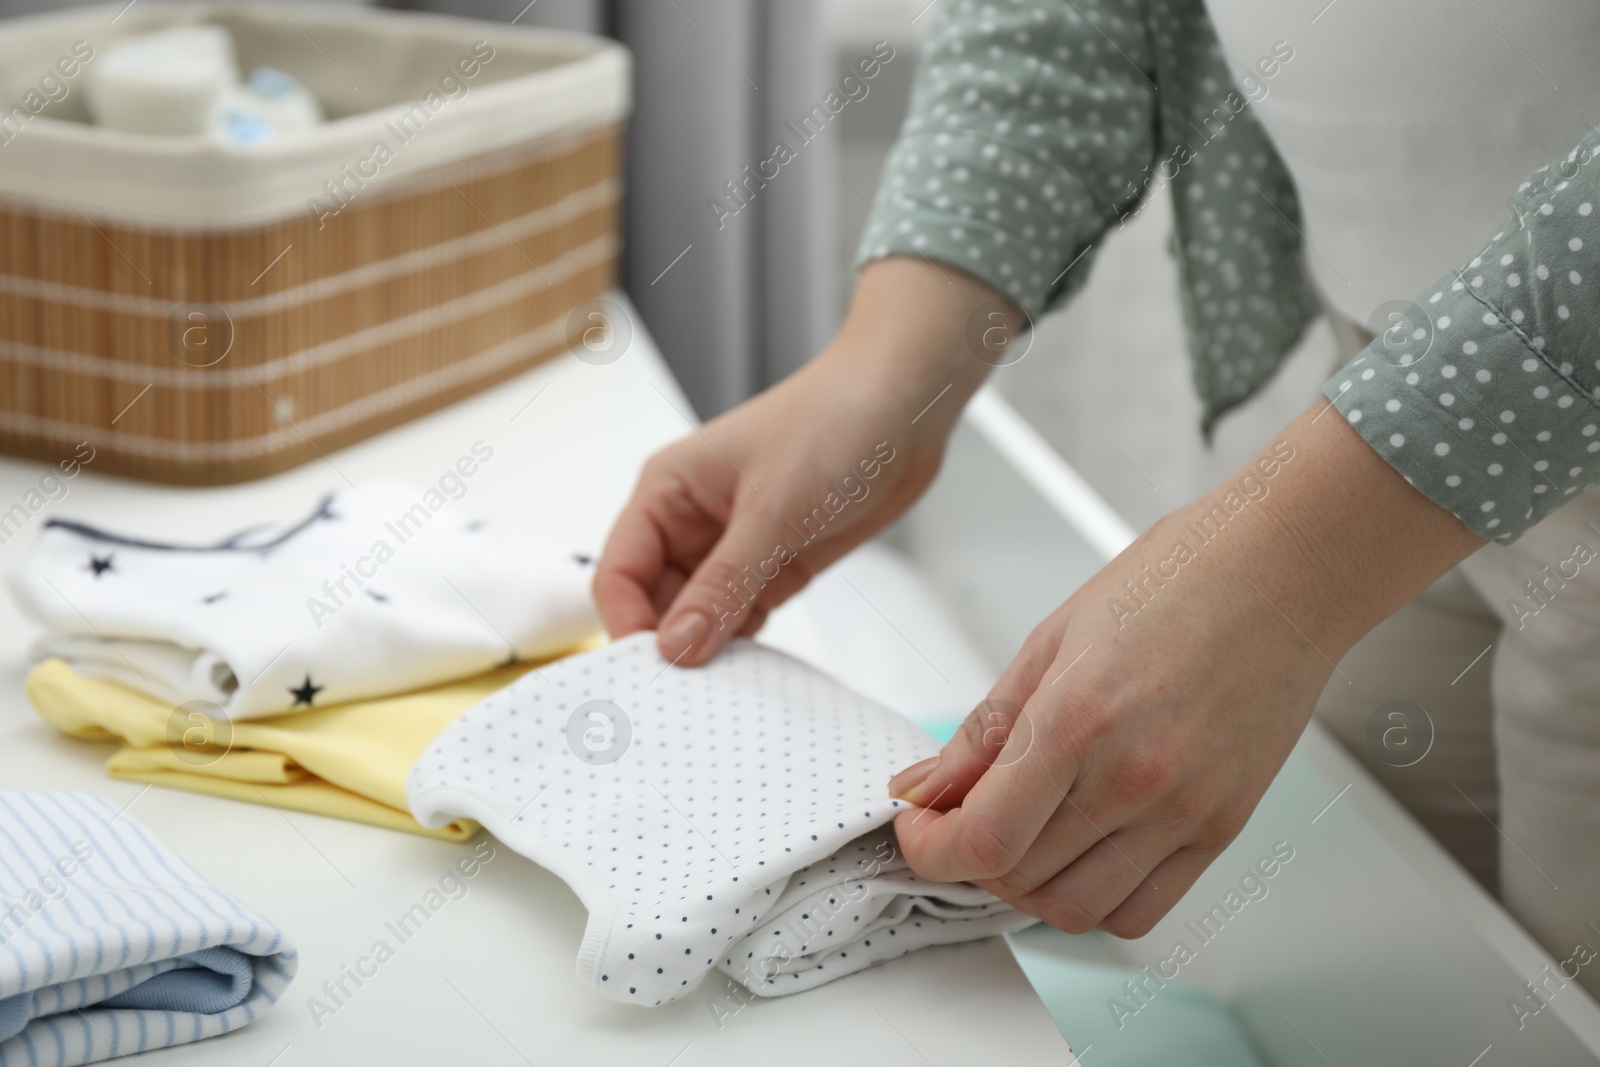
[0,2,627,483]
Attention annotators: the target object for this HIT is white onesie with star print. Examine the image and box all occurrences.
[406,633,1034,1006]
[7,482,599,719]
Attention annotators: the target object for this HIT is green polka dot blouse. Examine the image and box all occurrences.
[855,0,1600,543]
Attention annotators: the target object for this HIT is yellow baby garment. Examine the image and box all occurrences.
[26,656,556,840]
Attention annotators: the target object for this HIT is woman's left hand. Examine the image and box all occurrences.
[888,401,1484,936]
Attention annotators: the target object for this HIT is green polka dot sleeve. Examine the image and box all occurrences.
[853,0,1321,435]
[854,0,1157,317]
[1326,130,1600,543]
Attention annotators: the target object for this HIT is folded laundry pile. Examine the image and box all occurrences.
[408,633,1035,1005]
[11,482,602,835]
[0,792,296,1067]
[10,481,600,721]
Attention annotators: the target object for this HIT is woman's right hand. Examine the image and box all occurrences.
[593,257,1020,666]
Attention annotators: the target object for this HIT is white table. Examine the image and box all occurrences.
[0,300,1075,1066]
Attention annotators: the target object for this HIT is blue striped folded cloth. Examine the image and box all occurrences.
[0,792,296,1066]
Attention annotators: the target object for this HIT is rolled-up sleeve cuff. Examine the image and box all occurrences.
[1324,287,1600,543]
[852,133,1104,320]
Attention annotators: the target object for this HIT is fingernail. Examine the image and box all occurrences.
[659,610,709,661]
[888,756,940,802]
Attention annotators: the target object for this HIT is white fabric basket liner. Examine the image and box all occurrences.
[0,0,630,228]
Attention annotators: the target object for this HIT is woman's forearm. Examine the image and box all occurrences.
[1155,399,1488,659]
[813,257,1020,443]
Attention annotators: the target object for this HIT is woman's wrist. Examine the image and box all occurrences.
[815,256,1021,445]
[1173,401,1486,658]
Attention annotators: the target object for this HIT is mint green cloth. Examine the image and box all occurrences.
[919,715,963,745]
[858,0,1600,543]
[1009,926,1268,1067]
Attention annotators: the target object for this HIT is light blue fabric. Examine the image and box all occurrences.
[99,947,254,1014]
[0,993,30,1044]
[0,792,297,1067]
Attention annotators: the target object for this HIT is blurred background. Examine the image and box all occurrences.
[0,0,1337,528]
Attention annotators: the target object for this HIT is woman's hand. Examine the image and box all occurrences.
[889,401,1485,937]
[594,258,1019,666]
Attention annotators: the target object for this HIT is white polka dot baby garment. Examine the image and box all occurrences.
[7,480,599,720]
[406,632,1035,1006]
[727,826,1028,998]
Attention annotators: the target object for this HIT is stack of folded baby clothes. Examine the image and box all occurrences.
[10,482,602,837]
[12,484,1035,1003]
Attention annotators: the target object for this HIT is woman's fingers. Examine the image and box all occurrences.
[1003,828,1171,935]
[890,629,1100,885]
[594,453,735,643]
[592,501,671,638]
[890,724,1074,885]
[973,796,1134,899]
[649,564,689,619]
[889,622,1067,809]
[1095,845,1225,940]
[656,511,816,665]
[887,696,1025,813]
[891,805,1029,885]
